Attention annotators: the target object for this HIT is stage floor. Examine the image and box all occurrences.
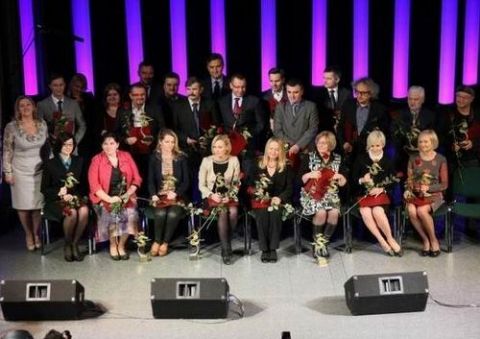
[1,227,480,339]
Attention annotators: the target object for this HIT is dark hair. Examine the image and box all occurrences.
[206,53,224,65]
[286,78,304,89]
[268,67,285,78]
[69,73,87,90]
[49,73,65,84]
[230,73,246,83]
[185,76,203,88]
[103,82,122,106]
[129,83,147,94]
[53,133,76,155]
[100,132,120,144]
[324,66,342,78]
[164,72,180,82]
[138,60,154,70]
[456,85,475,97]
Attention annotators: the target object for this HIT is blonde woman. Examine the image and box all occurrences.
[148,129,190,256]
[300,131,347,257]
[405,130,448,257]
[352,130,401,256]
[250,137,293,262]
[198,134,240,264]
[3,96,48,251]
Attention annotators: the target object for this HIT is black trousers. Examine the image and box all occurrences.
[254,208,282,251]
[153,205,185,244]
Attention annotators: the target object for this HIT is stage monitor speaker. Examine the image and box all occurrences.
[151,278,229,319]
[344,271,428,315]
[0,279,85,320]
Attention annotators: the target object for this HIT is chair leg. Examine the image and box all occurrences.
[41,219,49,255]
[244,213,252,255]
[293,214,302,254]
[344,212,352,253]
[446,208,453,253]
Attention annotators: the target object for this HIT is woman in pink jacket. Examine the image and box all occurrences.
[88,132,142,260]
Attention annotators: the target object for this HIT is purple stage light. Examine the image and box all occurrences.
[19,0,38,95]
[261,0,277,91]
[463,0,480,85]
[211,0,227,73]
[392,0,411,98]
[72,0,94,93]
[311,0,327,86]
[170,0,187,95]
[124,0,144,84]
[353,0,369,80]
[438,0,458,104]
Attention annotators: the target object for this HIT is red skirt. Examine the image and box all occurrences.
[358,193,390,207]
[406,196,431,206]
[251,199,271,209]
[207,197,239,208]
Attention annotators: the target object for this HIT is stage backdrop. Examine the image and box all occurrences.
[2,0,480,110]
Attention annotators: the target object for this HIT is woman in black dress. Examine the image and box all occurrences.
[41,133,88,261]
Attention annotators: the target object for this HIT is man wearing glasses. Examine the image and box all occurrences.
[337,77,388,164]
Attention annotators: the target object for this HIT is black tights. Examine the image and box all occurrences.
[153,205,185,244]
[217,207,238,250]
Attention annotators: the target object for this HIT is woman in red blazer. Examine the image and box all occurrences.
[88,132,142,260]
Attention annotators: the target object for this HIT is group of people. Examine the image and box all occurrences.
[2,53,478,265]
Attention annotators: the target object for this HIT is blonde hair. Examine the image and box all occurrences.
[418,129,439,149]
[366,130,386,150]
[211,134,232,156]
[155,129,184,159]
[315,131,337,151]
[259,137,287,172]
[14,96,38,121]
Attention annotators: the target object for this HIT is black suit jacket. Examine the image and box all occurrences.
[250,164,294,203]
[313,86,352,132]
[158,93,186,129]
[172,97,219,147]
[338,99,389,156]
[41,156,85,202]
[202,75,230,100]
[148,153,190,198]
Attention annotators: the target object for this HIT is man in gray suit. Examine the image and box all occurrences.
[37,74,86,147]
[273,79,319,157]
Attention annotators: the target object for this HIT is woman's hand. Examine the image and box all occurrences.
[210,193,222,203]
[368,187,384,196]
[151,195,160,203]
[460,140,473,150]
[271,197,281,205]
[125,137,137,145]
[310,170,322,180]
[166,191,177,200]
[420,184,429,193]
[63,194,74,202]
[333,173,347,186]
[58,187,67,197]
[109,196,122,204]
[361,173,372,185]
[4,174,14,185]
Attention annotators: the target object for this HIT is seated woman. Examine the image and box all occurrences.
[148,129,190,257]
[41,134,88,261]
[250,137,293,263]
[405,129,448,257]
[88,132,142,260]
[352,130,402,256]
[198,134,240,265]
[300,131,347,258]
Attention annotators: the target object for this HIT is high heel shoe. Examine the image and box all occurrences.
[72,243,84,261]
[25,235,35,251]
[64,244,73,262]
[150,242,160,256]
[429,249,441,257]
[110,246,120,261]
[34,236,41,249]
[158,243,169,257]
[394,248,404,257]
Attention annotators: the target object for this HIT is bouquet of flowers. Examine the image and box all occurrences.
[109,176,129,215]
[205,173,241,214]
[248,173,272,209]
[404,170,434,205]
[198,125,223,152]
[52,111,74,141]
[151,174,179,208]
[229,126,252,156]
[59,172,87,216]
[359,162,399,207]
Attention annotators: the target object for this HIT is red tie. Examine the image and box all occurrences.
[233,97,241,119]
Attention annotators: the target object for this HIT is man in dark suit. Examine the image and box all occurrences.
[158,72,186,128]
[37,74,86,149]
[261,67,288,135]
[312,66,352,133]
[173,76,219,151]
[337,77,389,165]
[134,61,163,105]
[391,86,440,174]
[202,53,230,100]
[218,74,265,151]
[273,79,319,157]
[118,84,165,196]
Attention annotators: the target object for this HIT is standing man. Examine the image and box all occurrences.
[315,66,351,132]
[203,53,230,100]
[159,72,186,128]
[338,77,388,164]
[135,61,162,105]
[273,78,319,160]
[261,67,288,135]
[37,74,86,148]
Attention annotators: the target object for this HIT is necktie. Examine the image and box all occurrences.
[192,103,200,134]
[57,100,63,113]
[292,104,298,117]
[213,81,221,99]
[233,98,241,119]
[329,90,336,109]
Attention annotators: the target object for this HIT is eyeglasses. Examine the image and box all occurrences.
[355,90,371,96]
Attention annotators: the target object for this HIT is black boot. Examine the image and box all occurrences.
[72,243,84,261]
[221,243,232,265]
[64,243,73,262]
